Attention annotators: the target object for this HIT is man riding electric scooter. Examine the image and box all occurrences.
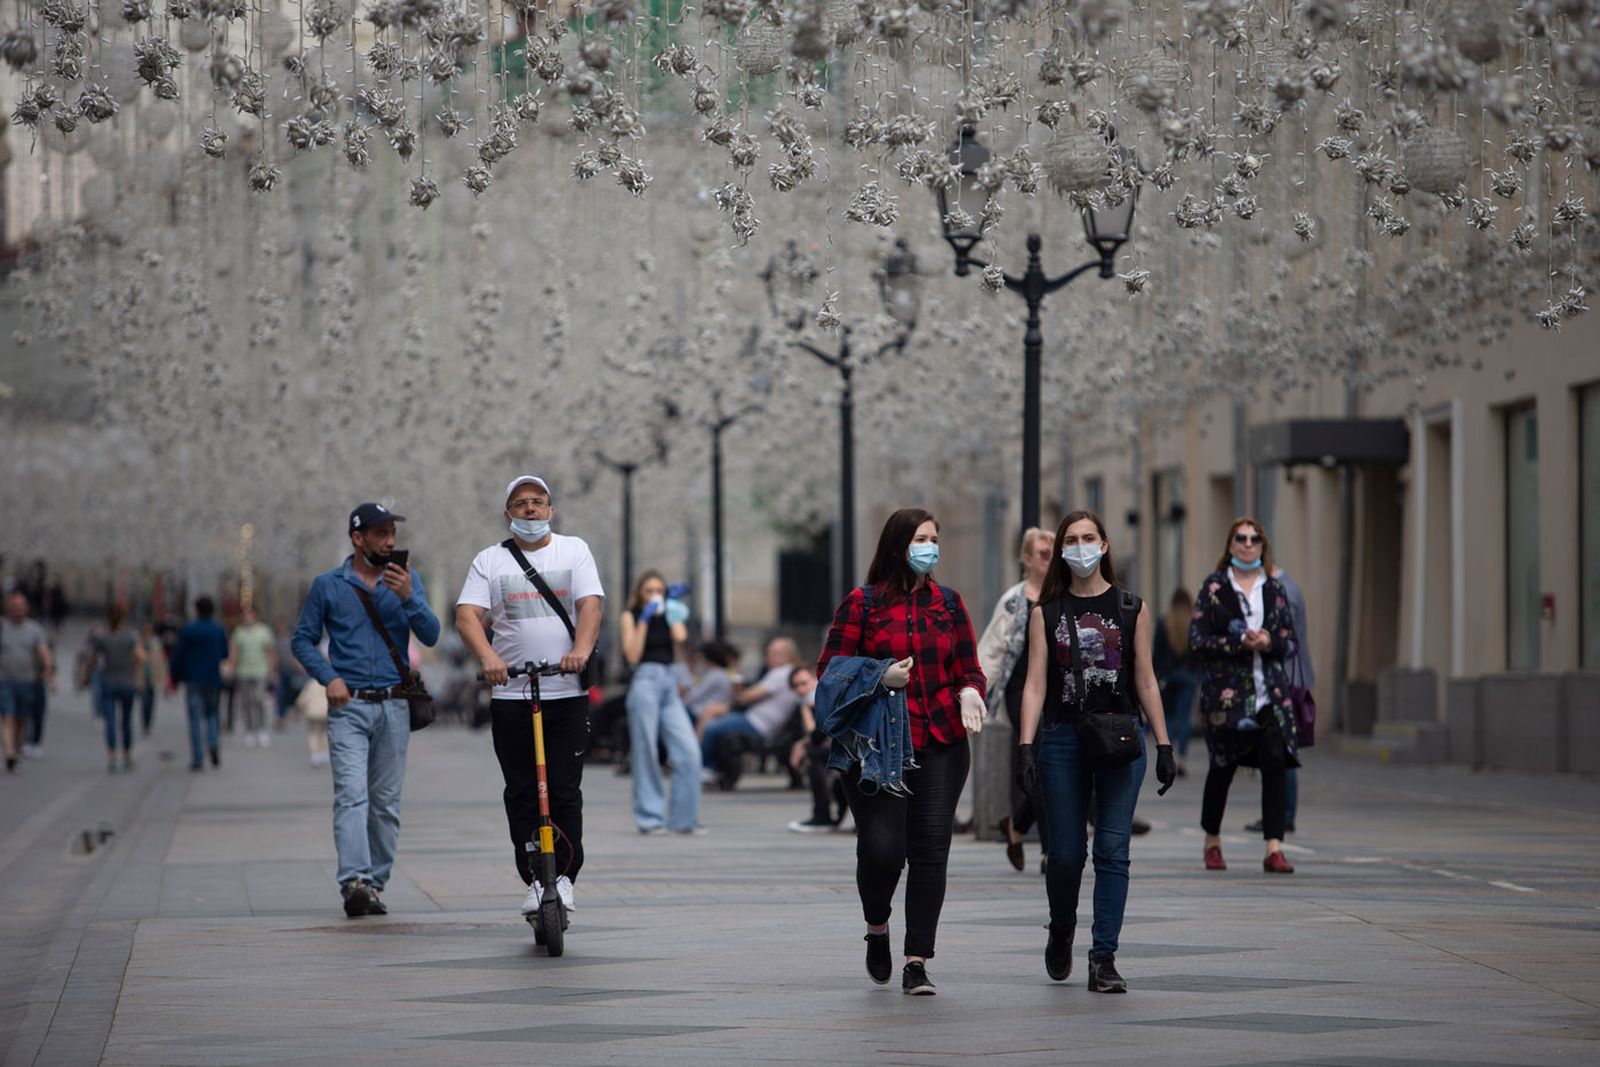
[455,476,604,929]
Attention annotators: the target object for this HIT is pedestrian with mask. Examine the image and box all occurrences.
[1191,518,1300,874]
[619,571,701,834]
[1246,563,1313,836]
[817,507,987,996]
[977,527,1054,873]
[170,597,230,771]
[1016,511,1177,992]
[456,475,604,920]
[292,503,441,918]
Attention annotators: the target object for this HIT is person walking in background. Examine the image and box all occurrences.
[1014,511,1177,993]
[297,680,330,768]
[786,665,847,833]
[137,621,168,737]
[228,606,277,748]
[293,502,440,918]
[619,571,701,834]
[698,637,802,787]
[45,577,67,631]
[1,591,55,771]
[86,605,146,772]
[170,596,230,772]
[977,526,1054,874]
[1192,518,1301,874]
[274,618,307,732]
[1247,565,1313,835]
[455,474,604,920]
[1152,588,1198,779]
[817,507,988,996]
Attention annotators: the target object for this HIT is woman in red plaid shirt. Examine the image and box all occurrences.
[818,507,987,996]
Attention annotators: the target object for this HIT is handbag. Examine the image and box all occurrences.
[1285,619,1316,748]
[502,539,599,691]
[351,585,435,731]
[1065,598,1143,768]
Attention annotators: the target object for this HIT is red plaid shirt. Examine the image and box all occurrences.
[818,581,987,749]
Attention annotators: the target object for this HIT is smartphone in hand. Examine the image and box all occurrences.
[386,549,410,570]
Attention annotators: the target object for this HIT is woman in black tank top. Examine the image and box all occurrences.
[1015,511,1177,994]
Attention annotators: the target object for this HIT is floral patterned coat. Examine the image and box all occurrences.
[1189,569,1301,771]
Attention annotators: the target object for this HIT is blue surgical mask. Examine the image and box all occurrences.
[907,543,940,575]
[1061,543,1103,578]
[510,518,551,542]
[1230,556,1263,571]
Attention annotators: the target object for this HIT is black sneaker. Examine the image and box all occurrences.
[366,890,388,916]
[1045,926,1072,982]
[902,961,936,996]
[864,932,892,984]
[342,880,371,918]
[1087,955,1127,993]
[209,747,220,768]
[1130,816,1152,835]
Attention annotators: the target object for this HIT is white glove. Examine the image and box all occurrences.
[959,687,985,734]
[881,657,913,690]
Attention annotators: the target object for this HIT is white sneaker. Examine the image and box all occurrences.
[21,744,41,758]
[700,769,719,786]
[521,881,543,916]
[258,731,271,748]
[555,875,575,911]
[243,733,257,748]
[309,751,330,767]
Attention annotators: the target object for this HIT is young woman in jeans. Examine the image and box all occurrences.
[1017,511,1177,992]
[620,571,701,834]
[818,507,987,996]
[1191,518,1300,873]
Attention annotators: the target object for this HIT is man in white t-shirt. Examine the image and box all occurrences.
[455,475,604,920]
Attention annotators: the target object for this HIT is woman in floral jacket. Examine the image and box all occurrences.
[1190,517,1300,875]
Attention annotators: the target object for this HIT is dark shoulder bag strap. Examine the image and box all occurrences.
[502,539,577,642]
[1041,599,1063,718]
[1118,587,1146,719]
[351,585,413,684]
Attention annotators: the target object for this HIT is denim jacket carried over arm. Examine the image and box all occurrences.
[814,655,918,797]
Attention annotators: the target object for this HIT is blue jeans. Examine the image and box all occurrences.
[700,712,765,772]
[1037,720,1147,960]
[0,679,36,722]
[328,699,410,890]
[29,679,48,745]
[1285,767,1299,826]
[185,683,222,767]
[100,683,137,753]
[625,663,701,831]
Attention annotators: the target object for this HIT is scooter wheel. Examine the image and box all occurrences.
[528,911,547,945]
[539,900,564,957]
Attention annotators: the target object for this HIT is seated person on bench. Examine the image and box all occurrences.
[699,637,801,785]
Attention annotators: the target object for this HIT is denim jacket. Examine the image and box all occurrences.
[815,655,917,797]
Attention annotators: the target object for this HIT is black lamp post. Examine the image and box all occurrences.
[596,432,668,600]
[936,127,1137,529]
[768,240,920,598]
[759,239,819,332]
[701,327,768,641]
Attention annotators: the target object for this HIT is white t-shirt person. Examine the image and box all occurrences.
[456,534,604,702]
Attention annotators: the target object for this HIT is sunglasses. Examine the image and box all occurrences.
[1233,533,1263,546]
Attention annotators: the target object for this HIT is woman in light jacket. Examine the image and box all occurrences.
[977,526,1054,872]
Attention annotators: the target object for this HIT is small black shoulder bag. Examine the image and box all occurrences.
[1066,595,1142,768]
[351,585,435,731]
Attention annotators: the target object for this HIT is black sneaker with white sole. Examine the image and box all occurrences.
[864,932,892,984]
[366,890,387,916]
[342,880,371,918]
[902,961,936,995]
[1086,955,1127,993]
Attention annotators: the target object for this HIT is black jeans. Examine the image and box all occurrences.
[1200,721,1289,841]
[805,736,847,824]
[490,697,589,886]
[845,737,970,959]
[1004,686,1047,850]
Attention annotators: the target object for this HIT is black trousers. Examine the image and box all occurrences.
[845,737,970,959]
[1200,721,1289,841]
[805,736,847,824]
[1004,686,1048,849]
[490,696,589,886]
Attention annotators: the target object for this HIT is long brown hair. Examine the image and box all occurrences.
[1164,588,1192,656]
[1214,516,1276,575]
[865,507,938,596]
[1039,510,1120,603]
[626,570,667,617]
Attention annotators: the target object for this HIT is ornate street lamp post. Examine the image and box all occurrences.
[935,127,1137,529]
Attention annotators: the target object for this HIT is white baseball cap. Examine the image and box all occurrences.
[504,475,551,505]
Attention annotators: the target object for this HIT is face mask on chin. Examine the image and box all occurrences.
[509,517,551,543]
[358,541,392,569]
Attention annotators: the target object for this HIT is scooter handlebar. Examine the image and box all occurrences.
[475,661,572,682]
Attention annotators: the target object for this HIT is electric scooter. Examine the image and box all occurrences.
[479,659,571,956]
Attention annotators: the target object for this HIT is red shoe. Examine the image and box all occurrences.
[1204,845,1226,871]
[1263,850,1295,874]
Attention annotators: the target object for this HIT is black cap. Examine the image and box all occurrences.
[349,502,406,533]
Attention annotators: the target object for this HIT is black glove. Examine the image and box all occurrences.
[1155,744,1177,796]
[1015,742,1038,796]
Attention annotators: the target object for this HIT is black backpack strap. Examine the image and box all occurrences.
[1041,599,1064,721]
[502,538,576,642]
[351,584,413,684]
[1116,587,1145,719]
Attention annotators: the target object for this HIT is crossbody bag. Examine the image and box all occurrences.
[1053,590,1143,768]
[501,539,599,691]
[351,584,435,731]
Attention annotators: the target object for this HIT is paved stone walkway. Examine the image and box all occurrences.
[2,682,1597,1066]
